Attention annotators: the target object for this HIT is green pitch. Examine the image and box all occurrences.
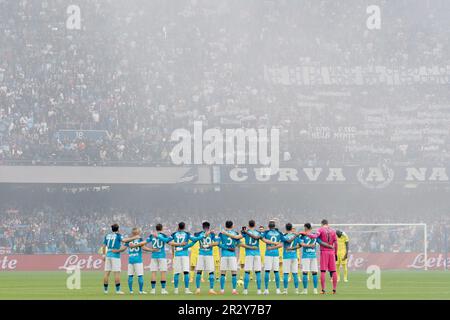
[0,271,449,300]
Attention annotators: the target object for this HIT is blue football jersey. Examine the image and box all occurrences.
[147,233,173,259]
[125,238,143,264]
[218,230,240,257]
[103,232,123,258]
[197,231,216,256]
[300,235,318,259]
[263,229,283,257]
[171,231,191,257]
[282,233,299,259]
[243,229,261,256]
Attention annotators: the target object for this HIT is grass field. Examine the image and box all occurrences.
[0,271,449,300]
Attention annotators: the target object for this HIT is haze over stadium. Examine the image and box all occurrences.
[0,0,449,300]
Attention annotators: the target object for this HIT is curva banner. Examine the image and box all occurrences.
[0,253,448,271]
[221,166,450,189]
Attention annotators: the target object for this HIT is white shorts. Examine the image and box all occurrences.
[244,255,262,272]
[173,256,190,274]
[264,256,280,272]
[128,263,144,276]
[105,257,121,272]
[196,255,215,273]
[150,258,168,272]
[220,257,238,272]
[301,258,319,273]
[283,258,299,274]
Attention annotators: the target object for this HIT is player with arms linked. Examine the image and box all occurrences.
[262,220,284,295]
[130,223,183,294]
[101,223,140,294]
[113,227,151,294]
[241,220,264,295]
[190,221,217,294]
[280,223,301,294]
[171,222,205,294]
[215,220,246,295]
[222,220,264,295]
[302,219,338,294]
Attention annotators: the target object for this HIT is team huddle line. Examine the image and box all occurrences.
[102,219,349,295]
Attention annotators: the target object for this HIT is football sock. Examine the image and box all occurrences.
[283,273,289,289]
[209,272,215,290]
[220,274,226,290]
[244,271,250,290]
[331,271,338,291]
[231,274,237,290]
[103,283,108,291]
[161,280,166,289]
[264,271,270,290]
[320,271,326,291]
[115,283,121,292]
[138,276,144,292]
[302,273,308,289]
[274,271,280,289]
[128,275,133,292]
[293,273,299,289]
[151,281,156,289]
[196,272,202,289]
[174,273,180,288]
[255,271,262,290]
[183,272,189,288]
[312,273,318,289]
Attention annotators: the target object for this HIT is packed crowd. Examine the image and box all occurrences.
[1,202,448,255]
[1,0,449,166]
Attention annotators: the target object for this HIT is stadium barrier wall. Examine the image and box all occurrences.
[0,253,448,271]
[0,166,210,184]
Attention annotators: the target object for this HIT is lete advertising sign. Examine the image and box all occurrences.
[0,253,448,271]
